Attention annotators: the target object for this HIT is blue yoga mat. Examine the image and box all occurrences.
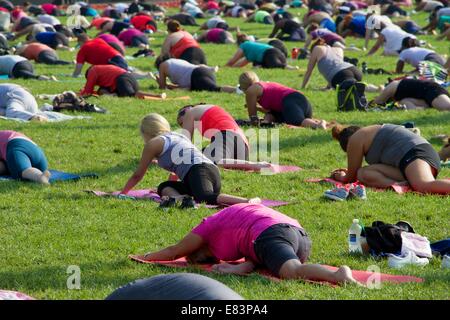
[0,170,98,183]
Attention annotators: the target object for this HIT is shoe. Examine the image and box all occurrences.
[324,186,350,201]
[180,196,197,209]
[159,196,177,209]
[349,184,367,200]
[387,251,429,269]
[442,255,450,269]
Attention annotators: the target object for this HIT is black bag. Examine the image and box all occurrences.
[362,221,415,255]
[336,79,368,112]
[52,91,107,113]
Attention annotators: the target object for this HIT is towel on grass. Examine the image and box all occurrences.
[129,256,424,285]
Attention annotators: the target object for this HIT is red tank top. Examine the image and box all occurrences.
[200,106,248,145]
[257,82,298,112]
[170,31,200,58]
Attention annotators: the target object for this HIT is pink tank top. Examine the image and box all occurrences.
[0,130,31,160]
[257,82,297,112]
[206,28,223,43]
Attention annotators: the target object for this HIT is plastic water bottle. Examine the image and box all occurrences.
[349,219,362,253]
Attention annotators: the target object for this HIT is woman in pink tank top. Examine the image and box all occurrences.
[141,203,358,285]
[196,28,235,44]
[238,71,332,129]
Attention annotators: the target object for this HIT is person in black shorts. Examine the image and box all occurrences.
[100,20,131,36]
[373,78,450,111]
[164,13,198,26]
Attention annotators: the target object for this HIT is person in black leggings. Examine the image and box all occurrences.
[164,13,198,26]
[268,18,306,41]
[330,66,363,88]
[36,50,71,65]
[12,60,39,79]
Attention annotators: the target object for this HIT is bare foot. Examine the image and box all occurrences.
[43,170,51,179]
[334,266,361,286]
[160,93,167,99]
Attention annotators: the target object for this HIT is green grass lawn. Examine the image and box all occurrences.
[0,8,449,300]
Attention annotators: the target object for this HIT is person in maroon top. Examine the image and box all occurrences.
[80,64,166,99]
[72,32,128,77]
[238,71,332,129]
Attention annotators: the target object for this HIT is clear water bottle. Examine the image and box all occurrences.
[349,219,362,253]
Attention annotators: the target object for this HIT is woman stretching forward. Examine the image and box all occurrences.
[331,124,450,194]
[0,130,50,184]
[143,203,359,285]
[121,114,260,208]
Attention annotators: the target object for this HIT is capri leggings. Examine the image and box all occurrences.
[270,92,313,125]
[268,39,288,57]
[157,163,221,204]
[330,66,363,88]
[108,55,129,71]
[49,32,69,49]
[115,73,139,97]
[107,41,125,55]
[37,50,71,65]
[179,46,207,65]
[131,35,149,47]
[11,61,39,79]
[261,48,287,68]
[203,130,250,163]
[5,138,48,179]
[190,67,220,92]
[254,224,312,277]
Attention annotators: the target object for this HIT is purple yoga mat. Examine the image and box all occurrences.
[90,190,290,208]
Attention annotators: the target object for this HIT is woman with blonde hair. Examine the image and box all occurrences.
[121,113,260,209]
[160,20,207,65]
[239,71,329,129]
[330,124,450,195]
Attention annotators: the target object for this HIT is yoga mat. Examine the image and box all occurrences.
[306,177,450,194]
[129,256,424,285]
[0,290,35,300]
[90,189,289,208]
[223,164,302,174]
[0,170,98,183]
[140,95,191,101]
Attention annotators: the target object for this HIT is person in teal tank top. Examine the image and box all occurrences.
[225,34,297,69]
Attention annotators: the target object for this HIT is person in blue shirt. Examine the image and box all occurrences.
[30,31,72,50]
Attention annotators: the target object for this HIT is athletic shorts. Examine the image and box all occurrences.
[254,224,312,277]
[424,53,445,66]
[190,67,219,92]
[203,130,249,163]
[5,138,48,179]
[131,35,148,47]
[269,92,312,126]
[157,163,221,204]
[399,143,441,178]
[115,73,139,97]
[331,66,363,88]
[11,60,36,79]
[394,78,449,107]
[108,55,128,71]
[179,46,207,65]
[111,21,130,36]
[261,48,286,68]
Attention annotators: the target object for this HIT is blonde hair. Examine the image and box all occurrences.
[239,71,260,91]
[140,113,171,140]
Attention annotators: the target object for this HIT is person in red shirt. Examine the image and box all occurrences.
[81,65,166,99]
[130,13,157,32]
[16,43,71,65]
[72,33,127,77]
[89,17,114,30]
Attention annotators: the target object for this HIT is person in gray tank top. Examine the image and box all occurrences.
[330,124,450,194]
[154,55,236,93]
[301,39,363,89]
[120,113,261,208]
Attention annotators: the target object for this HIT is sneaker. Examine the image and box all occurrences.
[442,255,450,269]
[159,196,177,209]
[349,184,367,200]
[180,196,197,209]
[324,186,350,201]
[387,251,429,269]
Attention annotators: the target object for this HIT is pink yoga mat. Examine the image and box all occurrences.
[224,164,302,174]
[90,190,290,208]
[129,255,423,285]
[0,290,35,300]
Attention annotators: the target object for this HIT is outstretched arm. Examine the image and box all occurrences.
[395,60,405,73]
[121,137,164,194]
[143,233,205,261]
[301,50,318,88]
[226,48,245,67]
[367,35,384,56]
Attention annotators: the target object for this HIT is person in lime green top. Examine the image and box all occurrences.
[246,10,274,24]
[225,33,297,69]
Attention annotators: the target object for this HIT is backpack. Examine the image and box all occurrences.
[52,91,107,113]
[336,79,367,112]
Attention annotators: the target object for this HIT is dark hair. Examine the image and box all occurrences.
[177,105,193,119]
[155,54,170,69]
[167,19,181,33]
[307,23,319,34]
[401,37,419,50]
[236,33,249,45]
[332,125,361,151]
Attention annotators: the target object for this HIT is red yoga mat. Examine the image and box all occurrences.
[129,255,424,285]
